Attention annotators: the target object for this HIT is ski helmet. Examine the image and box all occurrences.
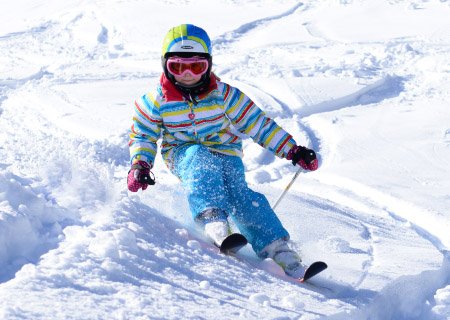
[161,24,213,95]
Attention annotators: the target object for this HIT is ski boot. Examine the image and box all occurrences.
[262,239,305,278]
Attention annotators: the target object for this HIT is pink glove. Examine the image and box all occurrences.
[287,145,318,171]
[127,161,154,192]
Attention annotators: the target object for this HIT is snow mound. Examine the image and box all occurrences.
[0,168,75,283]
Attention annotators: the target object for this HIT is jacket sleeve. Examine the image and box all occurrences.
[129,93,162,165]
[223,83,296,158]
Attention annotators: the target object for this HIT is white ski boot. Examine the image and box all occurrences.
[204,220,230,247]
[263,239,305,278]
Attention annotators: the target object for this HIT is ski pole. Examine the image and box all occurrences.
[272,167,302,210]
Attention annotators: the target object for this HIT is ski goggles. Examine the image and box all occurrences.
[166,56,209,76]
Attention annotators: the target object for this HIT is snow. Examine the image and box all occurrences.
[1,0,449,319]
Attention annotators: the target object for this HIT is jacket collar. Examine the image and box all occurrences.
[159,73,218,103]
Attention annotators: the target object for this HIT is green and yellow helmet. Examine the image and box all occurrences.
[161,24,212,58]
[161,24,213,94]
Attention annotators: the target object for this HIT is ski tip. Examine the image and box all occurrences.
[219,233,248,254]
[300,261,328,282]
[315,261,328,268]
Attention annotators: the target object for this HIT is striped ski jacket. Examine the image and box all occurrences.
[129,74,297,169]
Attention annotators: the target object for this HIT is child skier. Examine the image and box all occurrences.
[127,24,318,279]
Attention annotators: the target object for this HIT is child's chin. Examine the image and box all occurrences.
[180,80,200,86]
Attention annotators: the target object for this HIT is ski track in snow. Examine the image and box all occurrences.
[296,75,407,118]
[1,0,450,319]
[213,2,306,50]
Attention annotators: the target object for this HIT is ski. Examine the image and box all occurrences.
[300,261,328,282]
[219,233,248,254]
[217,234,327,283]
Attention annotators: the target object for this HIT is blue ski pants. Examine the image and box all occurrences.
[172,144,289,255]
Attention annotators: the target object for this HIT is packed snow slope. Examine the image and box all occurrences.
[1,0,450,319]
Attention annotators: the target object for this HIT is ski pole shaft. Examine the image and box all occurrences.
[272,167,302,210]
